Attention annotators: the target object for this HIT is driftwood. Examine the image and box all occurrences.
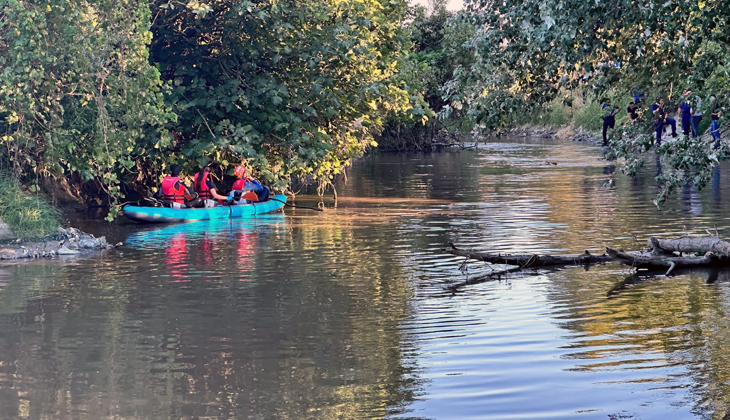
[606,247,727,276]
[446,236,730,277]
[648,236,730,256]
[444,244,612,267]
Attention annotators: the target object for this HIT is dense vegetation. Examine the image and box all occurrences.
[0,173,60,238]
[3,0,730,223]
[377,0,474,150]
[0,0,428,219]
[445,0,730,203]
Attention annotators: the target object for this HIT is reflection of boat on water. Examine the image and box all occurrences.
[125,214,286,249]
[123,194,287,223]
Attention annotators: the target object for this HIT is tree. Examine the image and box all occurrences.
[446,0,730,203]
[0,0,173,218]
[149,0,415,193]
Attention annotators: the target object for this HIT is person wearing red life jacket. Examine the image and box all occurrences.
[228,165,270,203]
[193,166,227,204]
[154,164,199,207]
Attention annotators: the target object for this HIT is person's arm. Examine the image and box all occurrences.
[154,185,162,199]
[210,188,228,201]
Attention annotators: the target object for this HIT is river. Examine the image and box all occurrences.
[2,137,730,419]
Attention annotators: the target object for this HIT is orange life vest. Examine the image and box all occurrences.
[194,172,213,200]
[161,176,186,203]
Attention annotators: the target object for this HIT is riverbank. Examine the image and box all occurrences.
[482,124,602,145]
[0,227,120,260]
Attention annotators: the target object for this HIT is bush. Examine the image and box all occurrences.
[548,102,570,126]
[0,174,61,238]
[573,99,603,131]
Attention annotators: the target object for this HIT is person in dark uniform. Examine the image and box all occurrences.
[709,94,722,149]
[650,98,677,145]
[627,102,639,123]
[678,90,692,137]
[601,99,620,146]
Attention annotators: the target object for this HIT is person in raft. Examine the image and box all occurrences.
[228,165,270,203]
[154,164,201,208]
[193,165,228,205]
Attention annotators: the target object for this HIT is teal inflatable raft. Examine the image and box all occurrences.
[123,195,287,223]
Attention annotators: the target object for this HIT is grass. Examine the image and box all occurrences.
[0,173,62,239]
[572,99,603,131]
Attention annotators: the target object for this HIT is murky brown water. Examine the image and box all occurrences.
[4,137,730,419]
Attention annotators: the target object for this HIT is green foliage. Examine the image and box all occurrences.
[0,0,173,217]
[378,0,473,149]
[546,99,569,127]
[572,99,603,132]
[448,0,730,203]
[2,0,417,217]
[150,0,414,191]
[0,173,61,238]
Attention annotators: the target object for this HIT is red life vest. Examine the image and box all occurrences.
[232,178,250,190]
[232,178,258,201]
[161,176,186,203]
[194,172,213,200]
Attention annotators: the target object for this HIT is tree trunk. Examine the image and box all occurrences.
[648,236,730,256]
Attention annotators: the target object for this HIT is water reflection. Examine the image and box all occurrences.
[0,213,418,419]
[7,137,730,418]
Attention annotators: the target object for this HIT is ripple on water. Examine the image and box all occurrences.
[5,138,730,419]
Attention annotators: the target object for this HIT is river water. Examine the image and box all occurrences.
[3,137,730,419]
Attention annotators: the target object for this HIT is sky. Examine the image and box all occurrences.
[412,0,463,11]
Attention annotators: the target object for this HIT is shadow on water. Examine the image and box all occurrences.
[607,267,730,297]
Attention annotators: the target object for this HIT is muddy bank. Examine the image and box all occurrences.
[0,227,121,260]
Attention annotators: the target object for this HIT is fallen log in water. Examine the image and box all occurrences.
[446,237,730,277]
[648,236,730,256]
[444,244,613,267]
[606,247,728,275]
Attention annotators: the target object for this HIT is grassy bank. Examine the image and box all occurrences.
[0,174,62,239]
[511,89,653,135]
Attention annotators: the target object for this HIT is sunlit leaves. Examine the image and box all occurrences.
[0,0,173,216]
[150,0,413,189]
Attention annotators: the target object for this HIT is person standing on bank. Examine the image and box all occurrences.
[679,90,692,137]
[651,97,677,145]
[601,99,620,146]
[689,91,703,138]
[709,94,722,149]
[627,102,639,123]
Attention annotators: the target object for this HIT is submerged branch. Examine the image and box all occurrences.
[443,243,612,267]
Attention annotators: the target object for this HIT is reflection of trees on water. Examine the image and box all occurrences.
[0,219,419,419]
[345,151,483,201]
[547,266,730,417]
